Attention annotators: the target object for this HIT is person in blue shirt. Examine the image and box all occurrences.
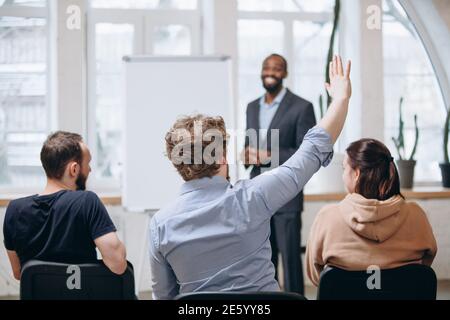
[149,55,352,300]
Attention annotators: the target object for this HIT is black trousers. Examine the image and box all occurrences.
[270,210,304,295]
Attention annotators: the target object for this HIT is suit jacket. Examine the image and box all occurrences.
[245,89,316,212]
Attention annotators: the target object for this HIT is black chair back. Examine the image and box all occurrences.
[317,264,437,300]
[20,260,136,300]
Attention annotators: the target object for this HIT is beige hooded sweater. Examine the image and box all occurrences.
[306,193,437,286]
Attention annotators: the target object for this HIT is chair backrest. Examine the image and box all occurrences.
[175,292,306,300]
[20,260,136,300]
[317,264,437,300]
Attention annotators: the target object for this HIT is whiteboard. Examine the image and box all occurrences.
[122,56,235,211]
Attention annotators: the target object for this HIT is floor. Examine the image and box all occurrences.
[137,280,450,300]
[2,281,449,300]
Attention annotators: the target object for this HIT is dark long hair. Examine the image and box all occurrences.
[346,139,404,201]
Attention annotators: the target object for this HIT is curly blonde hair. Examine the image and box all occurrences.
[165,115,227,181]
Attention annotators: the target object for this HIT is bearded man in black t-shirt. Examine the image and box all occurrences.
[3,132,127,280]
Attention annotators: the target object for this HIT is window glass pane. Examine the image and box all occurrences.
[94,23,134,179]
[153,25,191,55]
[238,19,284,129]
[238,0,334,12]
[383,0,446,182]
[0,0,45,7]
[91,0,197,10]
[0,16,47,187]
[293,21,333,117]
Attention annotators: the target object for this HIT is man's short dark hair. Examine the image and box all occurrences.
[264,54,288,73]
[40,131,83,179]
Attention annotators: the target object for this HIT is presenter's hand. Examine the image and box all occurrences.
[242,148,271,166]
[325,55,352,101]
[257,149,271,165]
[242,147,259,166]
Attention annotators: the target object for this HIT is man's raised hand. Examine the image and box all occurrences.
[325,55,352,102]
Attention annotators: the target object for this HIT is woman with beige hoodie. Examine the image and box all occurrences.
[306,138,437,286]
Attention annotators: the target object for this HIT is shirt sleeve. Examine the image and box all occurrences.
[3,203,16,251]
[84,192,117,240]
[149,217,180,300]
[247,126,334,217]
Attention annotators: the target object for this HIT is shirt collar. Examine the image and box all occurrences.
[180,176,230,195]
[260,87,287,107]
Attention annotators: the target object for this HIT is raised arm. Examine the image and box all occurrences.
[245,55,352,216]
[319,55,352,143]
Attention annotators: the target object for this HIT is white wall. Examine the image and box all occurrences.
[340,0,385,145]
[54,0,88,134]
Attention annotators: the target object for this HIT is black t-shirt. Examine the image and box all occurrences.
[3,190,117,266]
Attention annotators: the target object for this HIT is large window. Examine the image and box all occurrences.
[293,21,333,114]
[88,0,200,185]
[0,1,49,190]
[383,0,447,183]
[237,0,335,128]
[237,0,335,178]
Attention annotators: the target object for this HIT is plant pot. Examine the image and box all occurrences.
[396,159,416,189]
[439,163,450,188]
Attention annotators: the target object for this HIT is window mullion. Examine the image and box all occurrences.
[284,19,294,90]
[0,6,47,18]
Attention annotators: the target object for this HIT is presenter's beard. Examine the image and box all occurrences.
[76,172,88,191]
[262,76,283,94]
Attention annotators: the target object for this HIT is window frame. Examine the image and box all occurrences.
[237,10,333,90]
[86,6,202,191]
[236,6,335,181]
[0,2,52,196]
[398,0,449,109]
[383,1,448,186]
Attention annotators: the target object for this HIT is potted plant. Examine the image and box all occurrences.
[439,106,450,188]
[392,97,419,189]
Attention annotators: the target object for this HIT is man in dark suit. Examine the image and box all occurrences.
[243,54,316,295]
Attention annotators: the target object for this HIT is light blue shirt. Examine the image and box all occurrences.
[149,126,334,300]
[259,87,287,143]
